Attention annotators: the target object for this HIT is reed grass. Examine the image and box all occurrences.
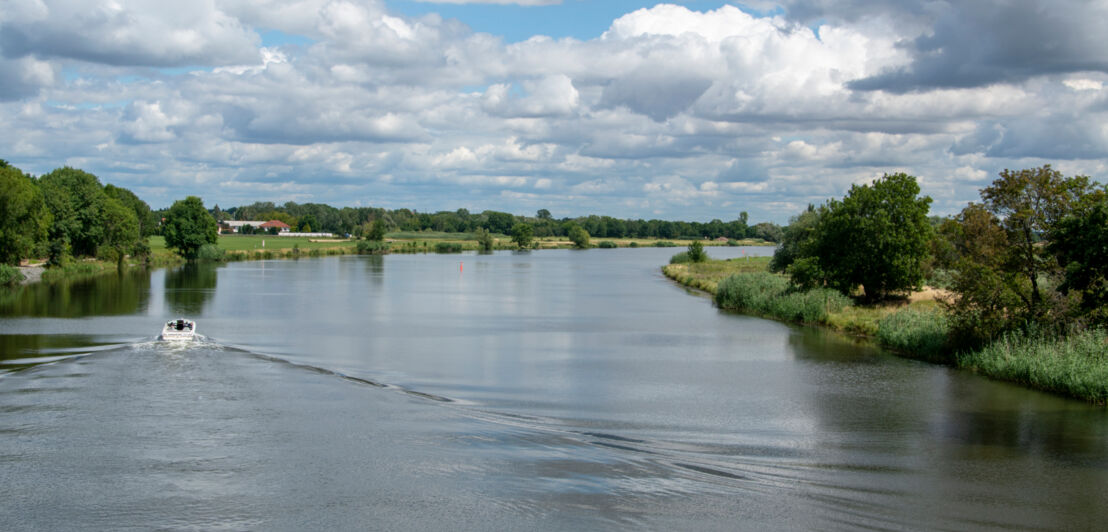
[959,330,1108,404]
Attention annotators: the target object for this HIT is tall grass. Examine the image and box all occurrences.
[959,329,1108,404]
[876,307,952,362]
[714,272,851,324]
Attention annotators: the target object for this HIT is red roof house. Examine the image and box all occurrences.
[259,220,291,232]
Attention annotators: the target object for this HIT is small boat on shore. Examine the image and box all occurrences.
[160,319,197,341]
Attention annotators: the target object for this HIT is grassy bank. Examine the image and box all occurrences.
[663,258,1108,404]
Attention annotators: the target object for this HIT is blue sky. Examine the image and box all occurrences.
[1,1,1106,224]
[389,1,743,42]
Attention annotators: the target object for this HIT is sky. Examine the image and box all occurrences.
[2,1,1107,224]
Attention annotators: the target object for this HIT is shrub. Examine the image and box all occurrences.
[726,239,739,246]
[597,241,617,249]
[669,252,690,264]
[877,307,952,362]
[654,241,677,247]
[434,242,463,253]
[687,240,707,263]
[714,272,851,324]
[0,264,24,287]
[356,240,389,254]
[196,244,226,262]
[629,242,639,248]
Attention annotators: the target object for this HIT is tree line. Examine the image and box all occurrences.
[1,161,155,268]
[769,166,1107,347]
[207,202,782,242]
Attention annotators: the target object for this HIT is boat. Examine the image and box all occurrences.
[160,318,197,341]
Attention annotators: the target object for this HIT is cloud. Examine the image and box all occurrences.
[0,0,261,67]
[0,0,1105,224]
[842,1,1108,92]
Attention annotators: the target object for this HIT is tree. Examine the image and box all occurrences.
[796,173,932,301]
[979,165,1095,321]
[686,240,707,263]
[163,196,218,260]
[38,167,109,257]
[366,220,386,241]
[510,223,533,250]
[567,224,590,249]
[99,197,139,270]
[104,184,156,237]
[1048,193,1108,326]
[475,227,494,251]
[537,209,552,220]
[941,203,1021,344]
[297,213,319,233]
[770,206,824,285]
[0,165,51,265]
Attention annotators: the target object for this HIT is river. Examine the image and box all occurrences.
[1,248,1106,530]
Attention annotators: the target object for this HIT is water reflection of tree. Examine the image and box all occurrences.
[164,262,221,315]
[785,327,1108,527]
[363,254,384,285]
[0,269,151,317]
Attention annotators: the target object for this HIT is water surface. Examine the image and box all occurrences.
[2,248,1106,530]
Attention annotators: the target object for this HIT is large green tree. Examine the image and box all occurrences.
[567,224,590,249]
[163,196,218,259]
[104,184,156,237]
[798,173,932,301]
[38,167,109,257]
[100,197,140,270]
[979,165,1096,321]
[0,165,51,265]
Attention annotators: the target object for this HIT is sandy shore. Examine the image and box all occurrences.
[17,265,45,285]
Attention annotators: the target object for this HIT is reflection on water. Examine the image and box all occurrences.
[1,248,1107,530]
[164,262,220,315]
[0,269,151,317]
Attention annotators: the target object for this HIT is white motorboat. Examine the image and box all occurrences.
[160,318,197,341]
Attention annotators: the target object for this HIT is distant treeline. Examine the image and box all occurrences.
[1,160,781,269]
[197,202,782,242]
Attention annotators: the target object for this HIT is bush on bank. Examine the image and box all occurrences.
[0,264,25,287]
[714,272,851,324]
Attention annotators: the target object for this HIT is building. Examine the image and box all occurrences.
[259,220,291,233]
[222,220,291,233]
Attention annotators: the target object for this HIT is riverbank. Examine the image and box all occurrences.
[664,259,1108,404]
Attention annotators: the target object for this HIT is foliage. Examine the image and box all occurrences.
[434,242,463,253]
[714,272,852,324]
[568,224,590,249]
[356,240,389,254]
[475,228,494,251]
[876,308,951,362]
[195,243,226,262]
[686,240,707,263]
[654,241,677,247]
[104,184,156,237]
[510,223,533,250]
[38,167,109,257]
[769,206,823,279]
[979,165,1095,323]
[1048,193,1108,327]
[669,252,691,264]
[162,196,219,260]
[366,220,386,241]
[812,173,933,301]
[0,165,51,265]
[99,197,140,269]
[597,240,617,249]
[958,329,1108,404]
[0,264,24,287]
